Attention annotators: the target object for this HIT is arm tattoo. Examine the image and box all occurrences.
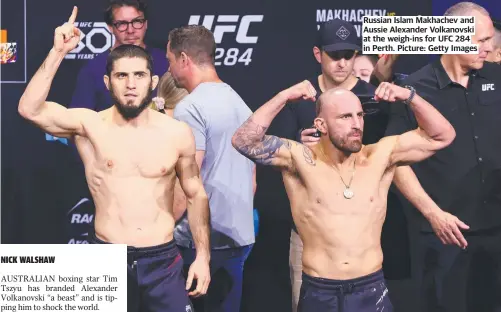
[283,139,292,150]
[302,145,316,166]
[233,118,288,165]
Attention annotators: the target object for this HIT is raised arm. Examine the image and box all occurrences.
[175,123,210,297]
[232,80,317,170]
[375,82,456,167]
[370,54,400,86]
[18,7,90,138]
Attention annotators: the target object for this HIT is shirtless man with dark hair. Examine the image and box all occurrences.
[18,7,210,312]
[232,80,455,312]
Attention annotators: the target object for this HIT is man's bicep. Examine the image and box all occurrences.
[176,153,202,198]
[195,150,205,170]
[390,129,437,166]
[32,102,87,138]
[176,127,203,197]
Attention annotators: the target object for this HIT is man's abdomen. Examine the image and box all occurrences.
[91,186,176,247]
[89,174,177,247]
[301,235,384,280]
[94,213,175,248]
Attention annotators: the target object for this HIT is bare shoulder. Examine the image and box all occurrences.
[70,107,100,120]
[363,136,400,169]
[364,136,398,157]
[68,107,102,129]
[149,110,185,130]
[152,112,195,149]
[162,115,192,137]
[96,108,112,121]
[173,120,194,140]
[286,141,318,168]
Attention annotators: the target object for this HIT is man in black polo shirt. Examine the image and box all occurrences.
[385,3,501,311]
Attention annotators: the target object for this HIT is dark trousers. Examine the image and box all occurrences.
[417,227,501,312]
[179,244,253,312]
[88,233,194,312]
[298,269,393,312]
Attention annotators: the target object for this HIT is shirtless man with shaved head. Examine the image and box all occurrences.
[231,80,456,312]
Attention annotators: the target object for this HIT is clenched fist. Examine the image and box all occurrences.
[374,82,412,103]
[54,6,81,54]
[283,80,317,102]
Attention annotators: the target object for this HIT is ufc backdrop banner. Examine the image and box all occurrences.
[1,0,496,244]
[1,0,26,82]
[64,21,116,61]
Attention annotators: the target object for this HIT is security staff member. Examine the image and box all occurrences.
[385,3,501,312]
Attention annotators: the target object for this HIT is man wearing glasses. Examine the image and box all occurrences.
[69,0,168,111]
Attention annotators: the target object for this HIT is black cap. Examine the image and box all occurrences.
[317,18,361,52]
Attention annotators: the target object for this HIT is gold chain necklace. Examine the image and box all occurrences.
[320,147,357,199]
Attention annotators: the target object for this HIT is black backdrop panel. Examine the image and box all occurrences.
[2,0,431,243]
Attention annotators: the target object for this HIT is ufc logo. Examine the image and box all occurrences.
[68,22,115,55]
[482,84,495,91]
[188,15,263,44]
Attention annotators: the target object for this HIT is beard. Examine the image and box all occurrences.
[110,83,153,120]
[329,129,363,154]
[170,72,184,89]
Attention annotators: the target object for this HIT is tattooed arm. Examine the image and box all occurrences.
[232,81,317,170]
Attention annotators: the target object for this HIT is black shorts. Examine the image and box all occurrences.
[298,269,393,312]
[87,232,194,312]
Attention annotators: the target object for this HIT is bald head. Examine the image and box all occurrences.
[314,88,364,154]
[444,2,490,17]
[316,88,362,116]
[442,2,494,69]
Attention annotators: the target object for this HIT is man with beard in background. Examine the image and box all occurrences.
[18,7,211,311]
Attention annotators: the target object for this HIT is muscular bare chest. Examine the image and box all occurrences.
[285,158,392,220]
[314,167,383,213]
[78,126,178,179]
[107,140,176,178]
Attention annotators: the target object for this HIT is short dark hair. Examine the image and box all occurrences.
[357,54,378,67]
[168,25,216,66]
[105,44,153,77]
[316,92,327,116]
[104,0,148,25]
[494,19,501,32]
